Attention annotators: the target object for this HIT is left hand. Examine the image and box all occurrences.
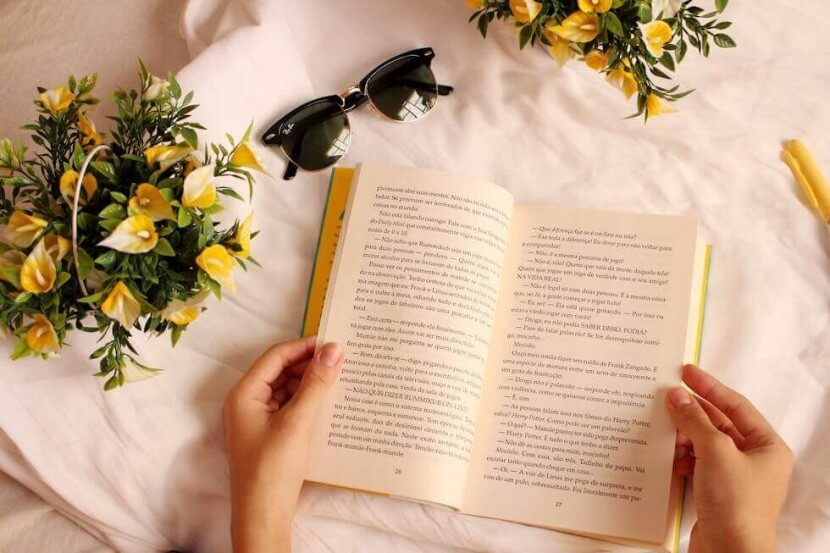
[222,336,344,553]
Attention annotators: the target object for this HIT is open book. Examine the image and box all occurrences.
[301,163,711,552]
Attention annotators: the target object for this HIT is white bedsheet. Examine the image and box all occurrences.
[1,0,828,551]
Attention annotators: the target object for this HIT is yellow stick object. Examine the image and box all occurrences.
[783,139,830,222]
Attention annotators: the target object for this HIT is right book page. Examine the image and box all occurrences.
[463,204,701,545]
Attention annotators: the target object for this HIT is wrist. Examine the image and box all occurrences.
[231,510,292,553]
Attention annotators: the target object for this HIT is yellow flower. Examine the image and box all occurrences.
[39,86,75,114]
[42,234,71,263]
[646,93,677,118]
[25,314,61,356]
[509,0,542,23]
[578,0,612,14]
[59,169,98,206]
[20,238,57,294]
[120,357,162,382]
[585,50,611,71]
[182,165,217,209]
[101,281,142,328]
[547,11,600,43]
[196,245,236,294]
[465,0,484,7]
[144,144,192,172]
[229,213,253,259]
[161,291,209,326]
[184,153,203,176]
[543,31,575,66]
[230,142,266,172]
[98,214,158,254]
[78,112,103,148]
[1,211,48,248]
[128,183,175,221]
[607,65,639,98]
[641,21,673,58]
[0,250,26,289]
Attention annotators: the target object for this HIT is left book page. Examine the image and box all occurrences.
[306,163,515,509]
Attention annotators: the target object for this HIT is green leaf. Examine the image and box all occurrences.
[715,0,729,12]
[77,247,93,279]
[154,238,175,257]
[177,207,192,228]
[78,73,98,95]
[713,34,736,48]
[99,219,121,232]
[518,25,533,49]
[55,272,71,289]
[604,12,624,37]
[167,72,182,99]
[179,127,198,149]
[99,203,126,220]
[91,161,116,182]
[110,191,128,204]
[659,52,676,71]
[73,142,86,170]
[94,250,117,268]
[14,292,33,304]
[10,339,32,361]
[77,290,106,304]
[90,344,109,359]
[77,212,98,231]
[0,267,20,288]
[104,375,120,391]
[171,325,183,347]
[217,186,245,201]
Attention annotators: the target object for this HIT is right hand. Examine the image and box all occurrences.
[667,364,794,553]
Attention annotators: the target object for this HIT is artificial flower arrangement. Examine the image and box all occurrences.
[0,63,264,388]
[467,0,735,120]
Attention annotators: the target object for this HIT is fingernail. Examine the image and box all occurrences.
[317,342,343,368]
[668,387,692,407]
[674,445,688,460]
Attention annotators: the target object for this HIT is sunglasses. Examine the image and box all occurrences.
[261,47,453,180]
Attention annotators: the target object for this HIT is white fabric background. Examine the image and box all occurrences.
[1,0,829,552]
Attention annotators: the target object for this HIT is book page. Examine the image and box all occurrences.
[307,163,514,509]
[464,205,699,544]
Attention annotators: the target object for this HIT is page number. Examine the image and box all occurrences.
[394,468,402,475]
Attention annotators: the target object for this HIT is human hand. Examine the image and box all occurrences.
[222,336,344,553]
[668,364,794,553]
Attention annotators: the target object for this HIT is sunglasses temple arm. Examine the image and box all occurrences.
[437,84,454,96]
[282,162,299,181]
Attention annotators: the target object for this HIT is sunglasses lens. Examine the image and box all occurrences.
[281,100,351,171]
[366,56,438,122]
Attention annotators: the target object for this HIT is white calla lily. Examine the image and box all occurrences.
[182,164,217,209]
[651,0,682,18]
[120,356,162,382]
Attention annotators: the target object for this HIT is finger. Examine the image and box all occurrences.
[273,388,290,408]
[673,455,696,477]
[675,429,692,448]
[682,364,774,441]
[237,336,317,398]
[666,387,727,457]
[696,396,746,449]
[285,342,344,424]
[286,378,301,396]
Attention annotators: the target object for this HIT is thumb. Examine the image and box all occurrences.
[288,342,344,420]
[666,387,722,455]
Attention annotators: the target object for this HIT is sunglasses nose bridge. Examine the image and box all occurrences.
[340,84,367,113]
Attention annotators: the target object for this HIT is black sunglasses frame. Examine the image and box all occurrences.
[262,47,454,180]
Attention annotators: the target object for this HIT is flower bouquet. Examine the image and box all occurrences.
[0,63,264,388]
[467,0,735,119]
